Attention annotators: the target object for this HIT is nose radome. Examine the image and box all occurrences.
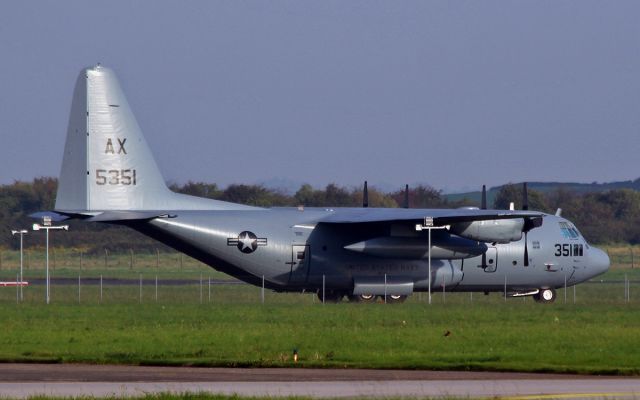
[590,246,610,276]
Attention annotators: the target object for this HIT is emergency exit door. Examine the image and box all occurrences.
[483,247,498,273]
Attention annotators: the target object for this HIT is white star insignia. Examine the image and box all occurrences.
[239,232,256,250]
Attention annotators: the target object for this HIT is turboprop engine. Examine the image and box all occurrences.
[448,218,524,243]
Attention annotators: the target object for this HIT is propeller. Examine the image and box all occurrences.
[403,184,409,209]
[363,181,369,208]
[520,182,543,266]
[480,184,488,269]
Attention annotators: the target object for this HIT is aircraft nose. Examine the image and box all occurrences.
[589,246,610,277]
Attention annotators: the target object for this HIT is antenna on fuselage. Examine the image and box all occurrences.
[363,181,369,208]
[480,184,488,269]
[521,182,535,267]
[404,184,409,209]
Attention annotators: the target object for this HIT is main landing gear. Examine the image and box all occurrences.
[317,289,344,303]
[345,294,409,303]
[347,294,377,303]
[317,291,409,303]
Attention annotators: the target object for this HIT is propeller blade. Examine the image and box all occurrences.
[524,231,529,266]
[481,185,487,210]
[521,216,541,267]
[522,182,528,211]
[363,181,369,208]
[404,184,409,209]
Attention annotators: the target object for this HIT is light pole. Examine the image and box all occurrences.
[32,216,68,304]
[11,229,28,301]
[416,217,446,305]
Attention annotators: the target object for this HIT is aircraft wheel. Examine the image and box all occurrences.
[384,294,408,304]
[318,290,344,303]
[533,288,556,304]
[348,294,377,303]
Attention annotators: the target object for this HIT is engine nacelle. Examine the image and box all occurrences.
[449,218,524,243]
[344,235,487,260]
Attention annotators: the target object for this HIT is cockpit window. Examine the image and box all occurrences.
[559,222,580,239]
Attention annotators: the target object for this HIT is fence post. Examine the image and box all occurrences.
[16,273,19,304]
[504,276,507,302]
[443,279,446,304]
[384,274,387,304]
[631,248,635,269]
[625,273,629,303]
[80,251,83,271]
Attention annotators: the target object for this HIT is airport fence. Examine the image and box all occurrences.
[0,247,637,305]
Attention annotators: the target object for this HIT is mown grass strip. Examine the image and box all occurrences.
[0,301,639,375]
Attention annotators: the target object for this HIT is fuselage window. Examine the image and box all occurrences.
[559,222,579,239]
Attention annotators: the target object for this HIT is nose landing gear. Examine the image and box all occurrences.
[533,288,556,303]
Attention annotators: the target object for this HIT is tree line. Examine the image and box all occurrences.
[1,178,639,252]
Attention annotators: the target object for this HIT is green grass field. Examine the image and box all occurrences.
[25,395,310,400]
[0,246,639,375]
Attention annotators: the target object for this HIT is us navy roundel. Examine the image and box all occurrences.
[227,231,268,254]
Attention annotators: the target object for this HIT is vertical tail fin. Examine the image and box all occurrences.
[55,65,253,212]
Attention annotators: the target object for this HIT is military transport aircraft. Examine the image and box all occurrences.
[45,65,610,304]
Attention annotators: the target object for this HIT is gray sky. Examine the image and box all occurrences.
[1,1,639,193]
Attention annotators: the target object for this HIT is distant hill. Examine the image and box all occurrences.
[445,178,640,205]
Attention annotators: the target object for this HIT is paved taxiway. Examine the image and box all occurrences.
[1,364,639,398]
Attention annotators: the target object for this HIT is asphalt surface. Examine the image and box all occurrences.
[25,277,244,286]
[1,364,640,399]
[0,363,594,382]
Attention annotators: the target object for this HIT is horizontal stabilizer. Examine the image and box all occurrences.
[86,211,175,222]
[29,211,71,222]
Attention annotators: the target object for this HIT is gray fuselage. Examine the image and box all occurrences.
[128,207,609,295]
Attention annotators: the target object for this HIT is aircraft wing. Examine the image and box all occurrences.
[317,208,544,244]
[317,208,543,225]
